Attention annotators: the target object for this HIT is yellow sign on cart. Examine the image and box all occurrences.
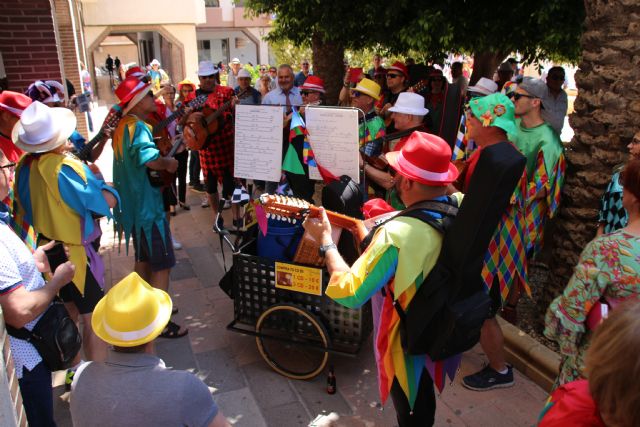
[275,262,323,296]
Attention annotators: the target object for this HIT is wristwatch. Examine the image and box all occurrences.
[318,242,338,257]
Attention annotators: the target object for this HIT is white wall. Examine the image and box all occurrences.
[81,0,205,26]
[196,29,258,66]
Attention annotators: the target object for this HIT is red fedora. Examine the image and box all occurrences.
[386,131,459,186]
[115,76,151,113]
[125,66,147,80]
[0,91,32,117]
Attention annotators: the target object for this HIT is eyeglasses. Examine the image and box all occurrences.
[350,91,365,98]
[512,93,537,101]
[386,73,402,79]
[0,162,16,171]
[302,63,309,66]
[301,91,315,96]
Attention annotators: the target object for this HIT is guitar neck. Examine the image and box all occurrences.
[153,109,184,133]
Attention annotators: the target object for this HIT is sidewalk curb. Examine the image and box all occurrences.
[498,317,560,393]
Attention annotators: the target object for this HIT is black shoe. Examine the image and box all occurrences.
[462,365,514,391]
[191,183,206,193]
[179,202,191,211]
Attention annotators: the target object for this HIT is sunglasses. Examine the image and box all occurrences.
[260,68,267,71]
[200,74,216,79]
[350,91,366,98]
[512,93,537,101]
[0,162,16,171]
[182,88,194,92]
[301,91,316,96]
[548,75,565,81]
[386,73,402,79]
[389,167,397,177]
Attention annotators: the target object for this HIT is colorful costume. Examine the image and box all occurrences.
[514,120,565,258]
[13,153,117,293]
[538,380,605,427]
[112,115,167,253]
[326,196,462,409]
[196,86,235,179]
[359,111,386,199]
[544,231,640,386]
[462,144,531,304]
[598,165,627,234]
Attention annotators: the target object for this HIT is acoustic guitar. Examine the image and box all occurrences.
[76,105,123,162]
[147,135,185,188]
[151,94,208,155]
[258,194,398,251]
[183,89,249,151]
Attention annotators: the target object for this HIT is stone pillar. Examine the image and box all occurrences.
[546,0,640,310]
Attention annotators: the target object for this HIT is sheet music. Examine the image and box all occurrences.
[305,107,360,183]
[234,105,283,181]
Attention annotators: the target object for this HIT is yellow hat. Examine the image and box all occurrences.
[92,272,172,347]
[352,78,381,100]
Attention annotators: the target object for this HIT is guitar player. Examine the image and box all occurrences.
[194,60,239,231]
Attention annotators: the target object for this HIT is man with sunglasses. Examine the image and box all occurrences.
[379,61,409,129]
[542,66,568,134]
[294,59,312,87]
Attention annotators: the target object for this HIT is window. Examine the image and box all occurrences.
[204,0,219,7]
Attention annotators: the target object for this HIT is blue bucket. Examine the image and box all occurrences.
[257,218,304,262]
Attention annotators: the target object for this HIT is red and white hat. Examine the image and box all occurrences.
[125,66,147,80]
[386,131,458,186]
[388,61,408,77]
[300,75,325,93]
[115,76,151,114]
[0,91,32,117]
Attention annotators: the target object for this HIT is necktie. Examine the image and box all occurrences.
[285,90,291,112]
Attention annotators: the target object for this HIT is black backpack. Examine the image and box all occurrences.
[381,141,527,361]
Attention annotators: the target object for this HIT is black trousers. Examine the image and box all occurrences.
[175,150,188,203]
[389,369,436,427]
[188,150,201,184]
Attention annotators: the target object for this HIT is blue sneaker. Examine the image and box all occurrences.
[462,365,514,391]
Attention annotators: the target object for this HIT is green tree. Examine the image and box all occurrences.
[246,0,584,101]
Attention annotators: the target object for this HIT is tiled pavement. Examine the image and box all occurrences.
[52,189,548,427]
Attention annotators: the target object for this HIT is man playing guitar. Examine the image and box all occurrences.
[193,60,237,231]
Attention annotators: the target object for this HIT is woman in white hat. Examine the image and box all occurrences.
[12,101,120,365]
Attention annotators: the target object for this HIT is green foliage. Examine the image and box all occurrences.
[269,40,313,70]
[245,0,585,65]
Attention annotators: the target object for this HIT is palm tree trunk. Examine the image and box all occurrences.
[311,33,345,106]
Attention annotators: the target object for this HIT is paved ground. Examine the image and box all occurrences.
[51,193,547,427]
[50,104,548,426]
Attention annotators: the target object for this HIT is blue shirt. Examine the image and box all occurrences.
[294,71,311,87]
[262,86,303,112]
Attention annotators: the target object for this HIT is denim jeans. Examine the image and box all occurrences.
[18,361,56,427]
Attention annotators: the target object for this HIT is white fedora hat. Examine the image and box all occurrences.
[12,101,76,153]
[388,92,429,116]
[237,68,252,79]
[467,77,498,96]
[198,60,219,77]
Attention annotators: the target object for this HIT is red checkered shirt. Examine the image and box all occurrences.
[196,86,235,177]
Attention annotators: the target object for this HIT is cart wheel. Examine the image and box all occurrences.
[255,304,329,380]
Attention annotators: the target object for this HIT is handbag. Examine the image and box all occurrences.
[6,298,82,371]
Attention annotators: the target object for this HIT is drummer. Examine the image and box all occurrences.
[303,131,461,427]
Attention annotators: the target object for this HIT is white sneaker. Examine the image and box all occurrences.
[172,237,183,250]
[201,197,210,208]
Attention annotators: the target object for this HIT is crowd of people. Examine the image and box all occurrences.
[0,51,637,427]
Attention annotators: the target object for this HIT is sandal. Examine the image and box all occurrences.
[159,321,188,339]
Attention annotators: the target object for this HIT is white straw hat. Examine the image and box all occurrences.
[388,92,429,116]
[12,101,76,153]
[466,77,498,96]
[198,60,219,77]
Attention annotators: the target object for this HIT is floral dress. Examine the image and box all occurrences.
[544,230,640,388]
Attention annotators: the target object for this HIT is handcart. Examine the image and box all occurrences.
[216,205,372,380]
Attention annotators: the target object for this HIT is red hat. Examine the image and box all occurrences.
[388,61,408,77]
[115,76,151,113]
[0,91,32,117]
[300,75,325,93]
[125,66,147,80]
[386,131,458,186]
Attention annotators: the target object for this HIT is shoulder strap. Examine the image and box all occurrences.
[5,323,33,341]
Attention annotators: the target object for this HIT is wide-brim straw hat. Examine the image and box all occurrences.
[92,272,172,347]
[352,78,381,100]
[12,101,76,153]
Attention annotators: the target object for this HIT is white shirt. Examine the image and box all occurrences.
[261,86,303,112]
[542,87,568,135]
[0,222,46,378]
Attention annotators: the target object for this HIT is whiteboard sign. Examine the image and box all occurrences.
[305,107,360,183]
[234,105,283,182]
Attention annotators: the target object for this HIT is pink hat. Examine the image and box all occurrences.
[0,91,32,117]
[386,131,459,186]
[388,61,408,77]
[300,75,325,93]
